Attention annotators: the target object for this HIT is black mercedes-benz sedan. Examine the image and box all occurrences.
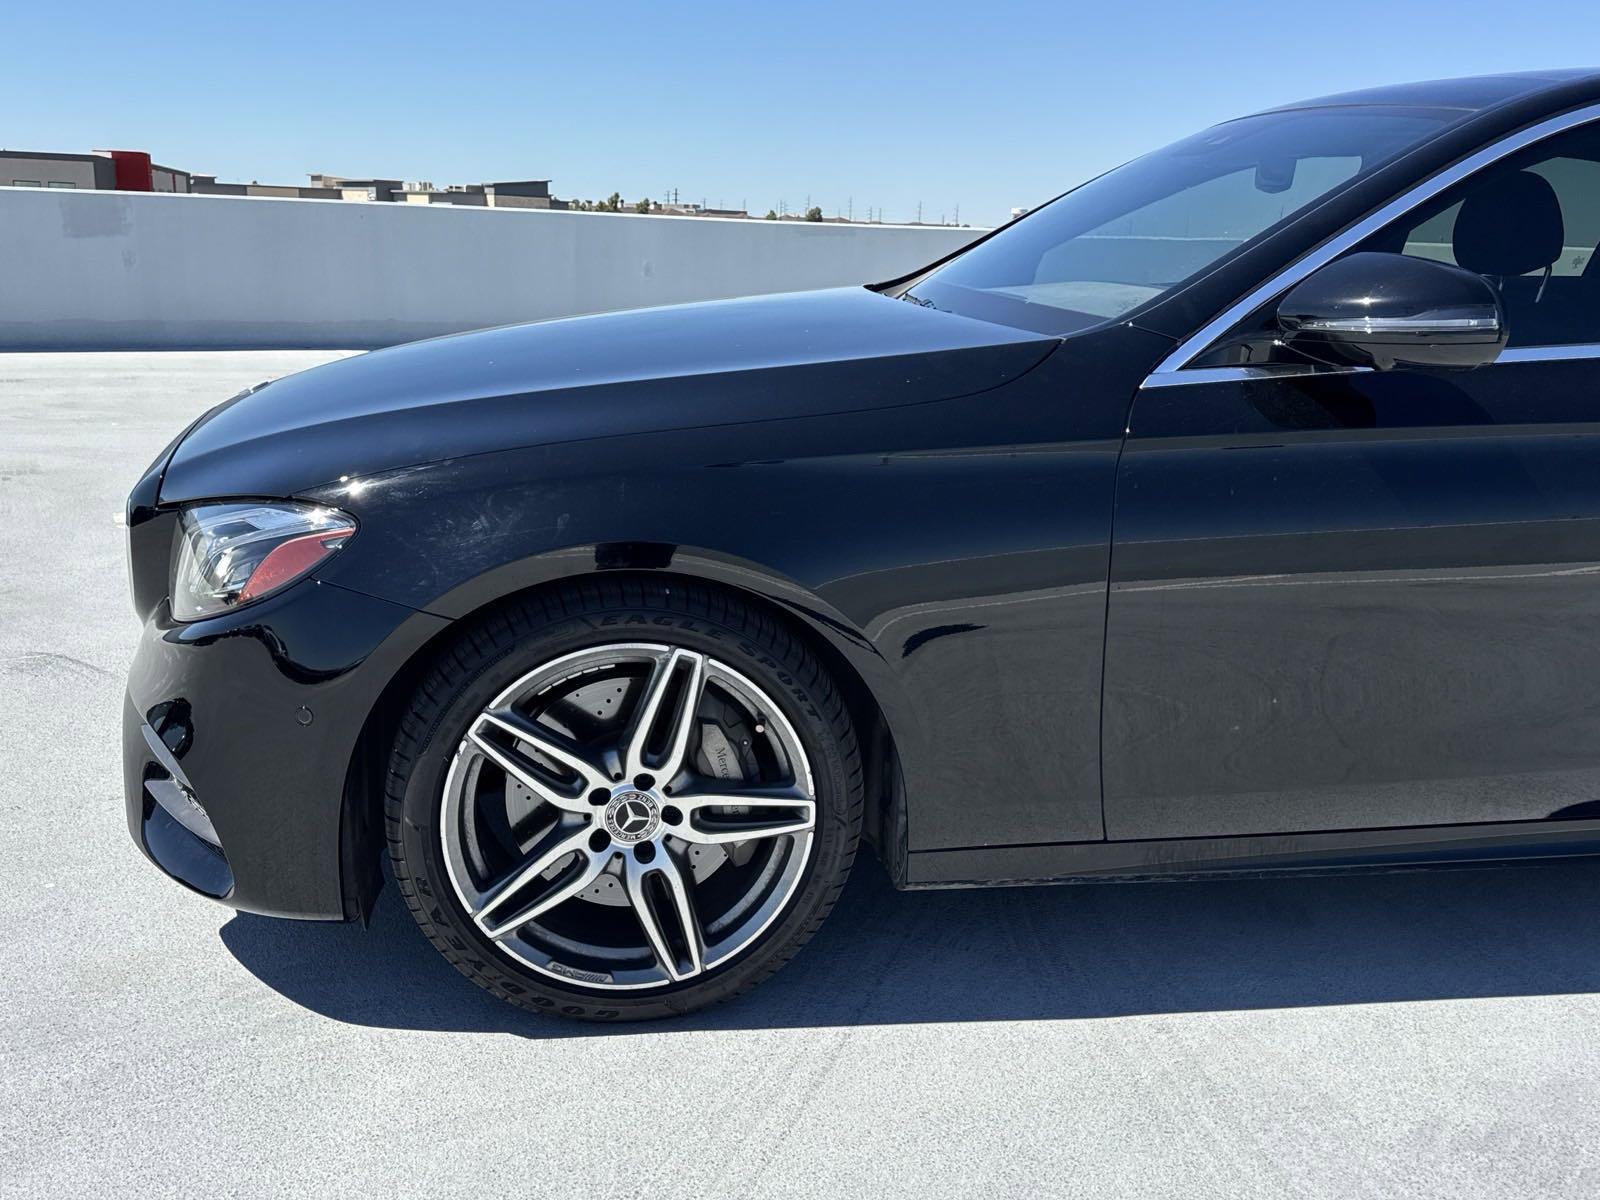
[126,70,1600,1020]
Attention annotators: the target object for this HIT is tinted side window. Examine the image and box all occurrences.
[1365,123,1600,347]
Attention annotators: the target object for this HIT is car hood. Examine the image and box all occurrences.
[158,287,1058,502]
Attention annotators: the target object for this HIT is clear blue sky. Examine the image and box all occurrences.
[4,0,1596,227]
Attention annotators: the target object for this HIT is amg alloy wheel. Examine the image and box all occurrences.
[386,581,862,1020]
[443,642,818,989]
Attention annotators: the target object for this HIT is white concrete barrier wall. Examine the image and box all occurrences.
[0,187,983,350]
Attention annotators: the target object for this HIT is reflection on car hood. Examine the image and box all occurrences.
[158,287,1058,502]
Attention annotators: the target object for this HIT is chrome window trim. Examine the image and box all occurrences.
[1140,364,1370,388]
[1499,343,1600,364]
[1139,345,1600,389]
[1140,102,1600,390]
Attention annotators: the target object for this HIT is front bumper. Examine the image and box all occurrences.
[123,577,451,920]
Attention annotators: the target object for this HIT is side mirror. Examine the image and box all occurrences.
[1277,251,1507,371]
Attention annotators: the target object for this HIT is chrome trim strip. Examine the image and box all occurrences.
[1139,364,1371,388]
[1293,316,1501,333]
[1499,343,1600,364]
[1142,102,1600,387]
[1140,343,1600,388]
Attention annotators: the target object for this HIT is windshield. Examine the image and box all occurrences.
[904,106,1458,335]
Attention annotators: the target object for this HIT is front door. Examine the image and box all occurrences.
[1102,117,1600,841]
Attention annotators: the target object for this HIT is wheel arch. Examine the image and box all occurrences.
[339,544,912,921]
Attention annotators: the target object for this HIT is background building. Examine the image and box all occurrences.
[307,175,404,202]
[189,176,342,200]
[3,150,912,226]
[1,149,189,192]
[391,179,557,208]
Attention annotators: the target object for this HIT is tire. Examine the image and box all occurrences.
[385,577,863,1021]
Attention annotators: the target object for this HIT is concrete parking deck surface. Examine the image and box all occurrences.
[3,351,1600,1199]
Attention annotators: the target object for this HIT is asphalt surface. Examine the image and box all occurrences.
[3,350,1600,1199]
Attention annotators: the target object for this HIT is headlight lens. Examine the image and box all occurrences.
[171,502,356,621]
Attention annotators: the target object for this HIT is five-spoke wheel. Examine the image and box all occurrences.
[388,582,861,1018]
[442,642,817,988]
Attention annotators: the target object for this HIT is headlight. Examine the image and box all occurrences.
[171,502,356,621]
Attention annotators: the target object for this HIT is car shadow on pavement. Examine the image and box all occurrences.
[220,855,1600,1038]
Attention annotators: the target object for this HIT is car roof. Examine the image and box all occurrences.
[1260,69,1600,115]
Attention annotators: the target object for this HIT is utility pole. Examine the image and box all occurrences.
[847,196,853,222]
[917,201,923,224]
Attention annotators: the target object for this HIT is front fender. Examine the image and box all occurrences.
[306,355,1134,856]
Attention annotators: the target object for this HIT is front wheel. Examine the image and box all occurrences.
[385,579,863,1020]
